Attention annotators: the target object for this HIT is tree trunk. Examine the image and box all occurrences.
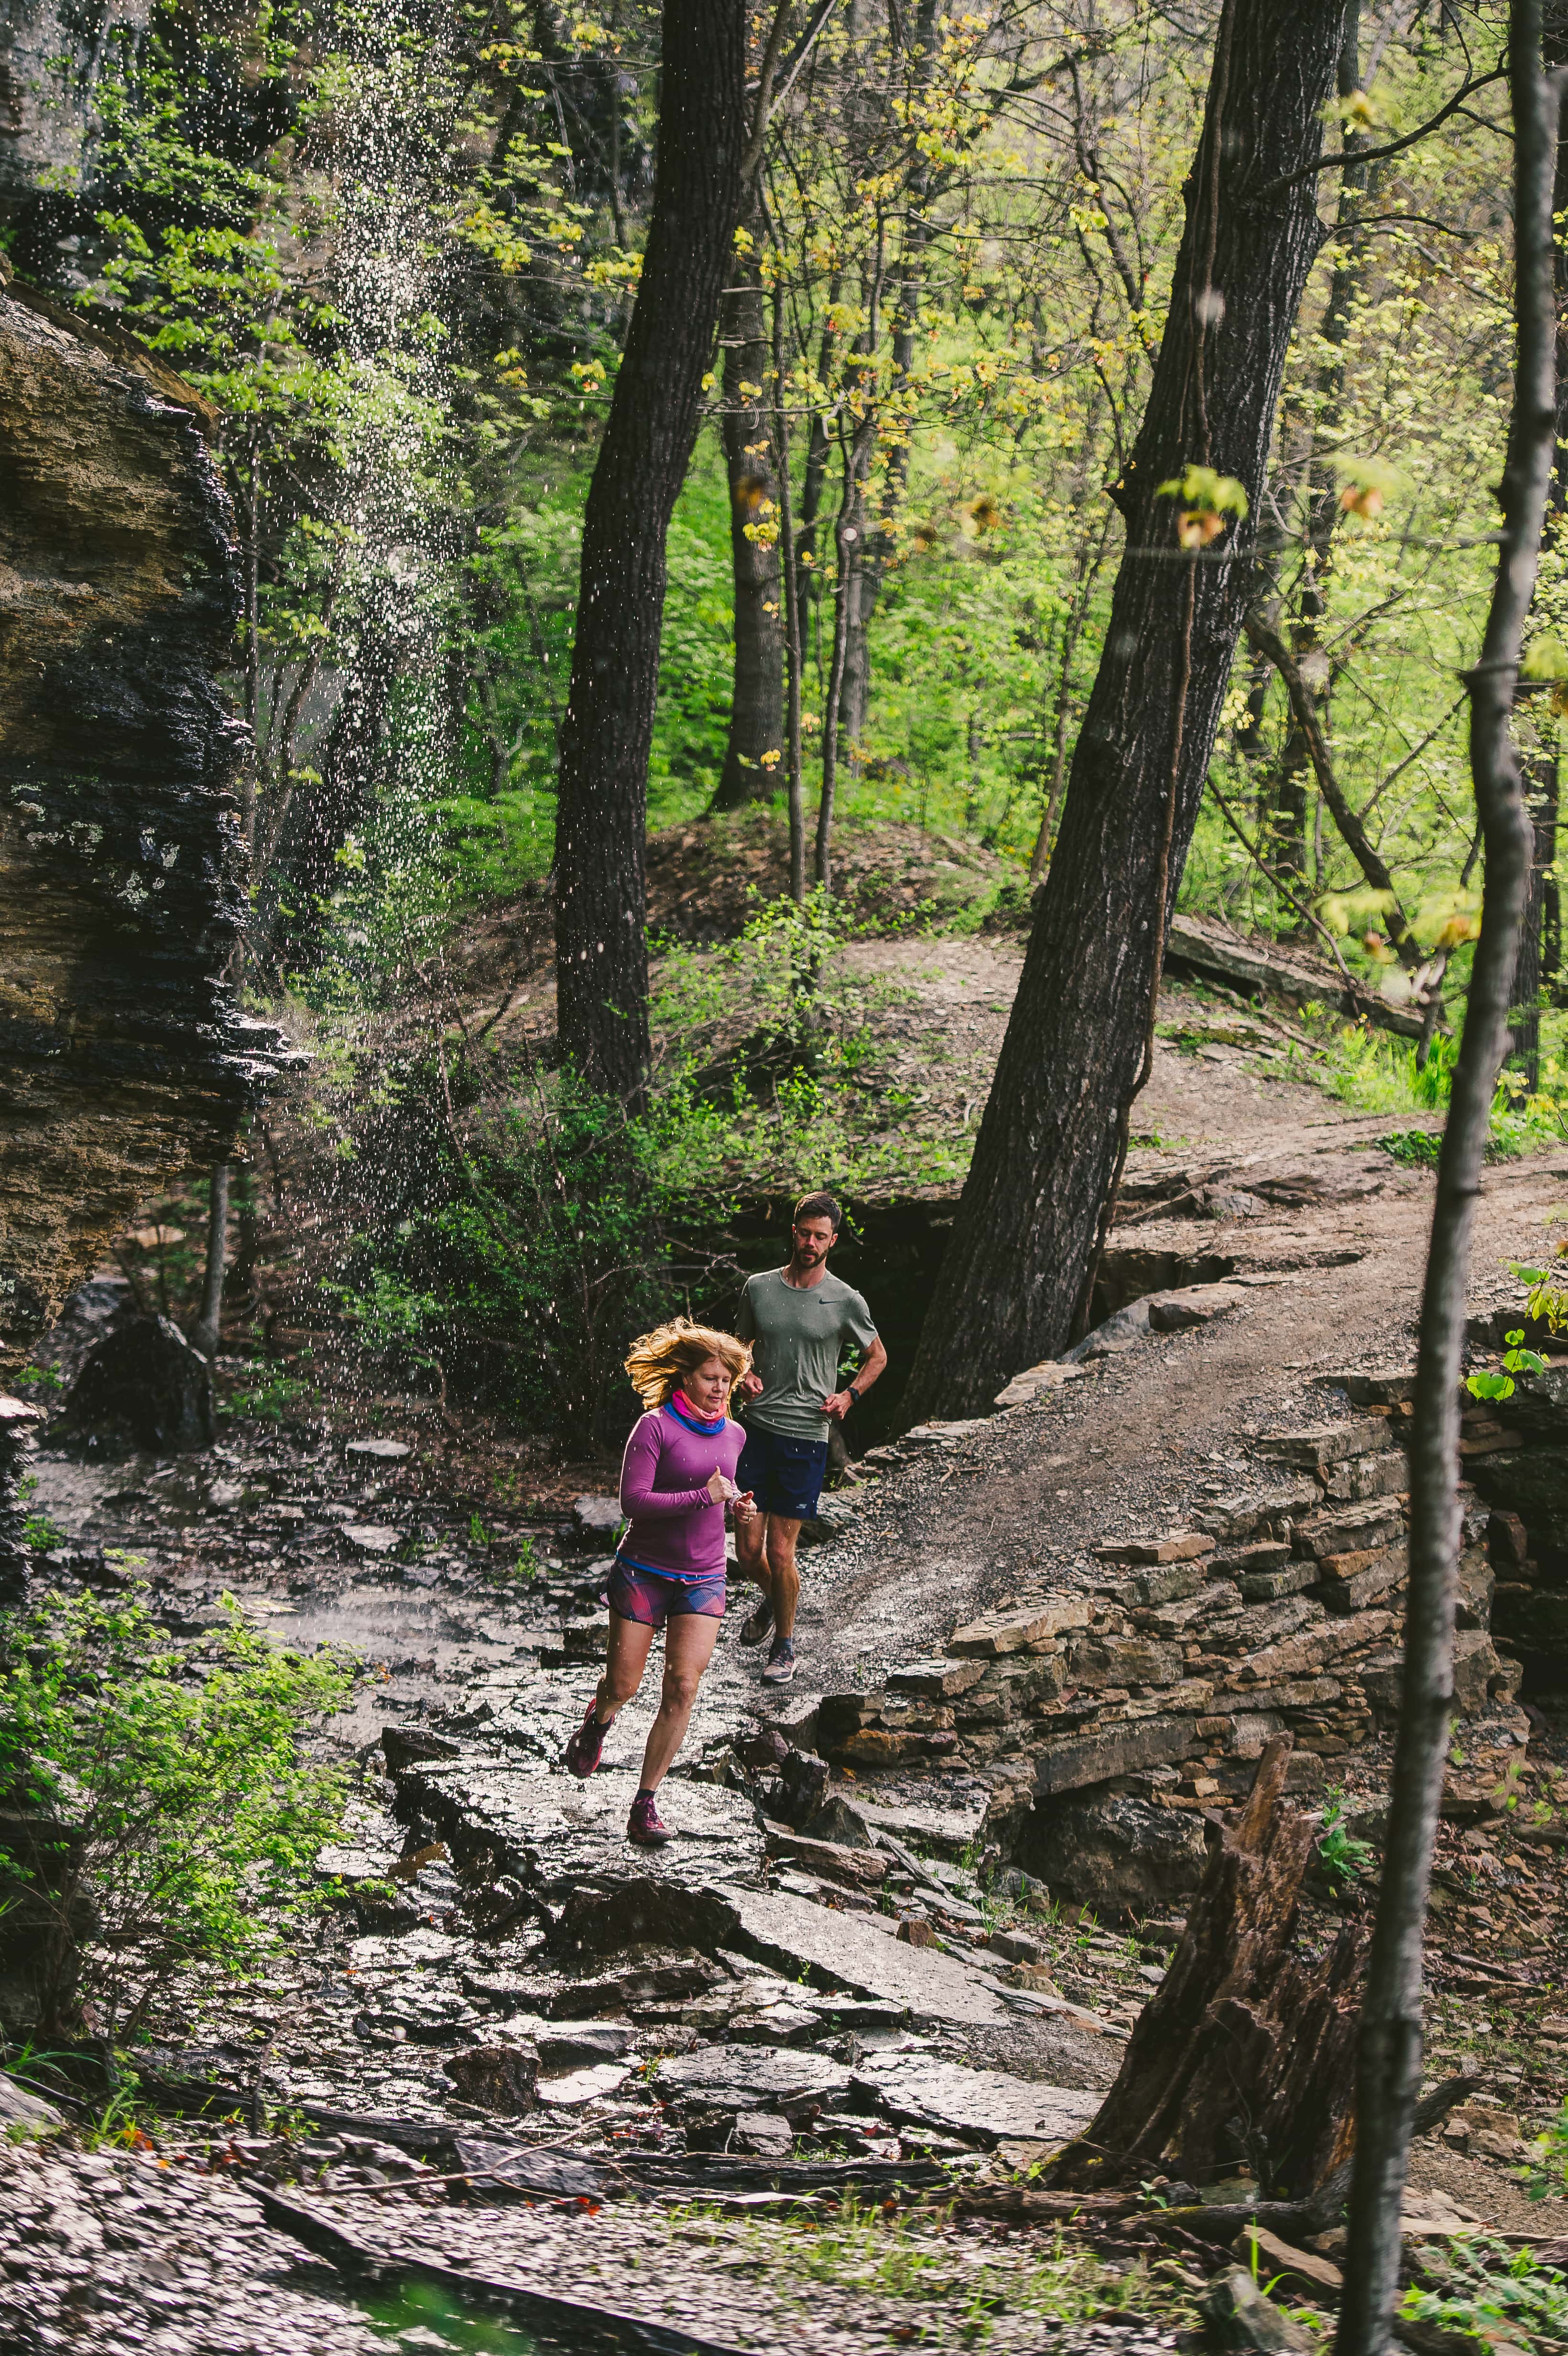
[773,285,809,903]
[1268,7,1369,907]
[904,0,1349,1421]
[710,216,785,810]
[816,419,871,890]
[1514,748,1556,1084]
[1336,15,1558,2354]
[1047,1736,1365,2200]
[190,1162,229,1365]
[553,0,747,1101]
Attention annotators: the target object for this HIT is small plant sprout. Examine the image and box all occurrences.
[1318,1789,1374,1890]
[1467,1326,1548,1406]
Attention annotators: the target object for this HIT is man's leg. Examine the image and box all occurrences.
[764,1515,802,1641]
[734,1505,771,1597]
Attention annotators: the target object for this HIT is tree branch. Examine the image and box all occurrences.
[1243,611,1423,969]
[1257,64,1507,196]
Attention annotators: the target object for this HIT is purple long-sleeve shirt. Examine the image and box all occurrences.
[616,1400,745,1582]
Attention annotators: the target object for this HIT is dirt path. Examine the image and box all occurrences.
[790,1031,1568,1697]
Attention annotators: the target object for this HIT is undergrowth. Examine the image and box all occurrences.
[653,2200,1198,2345]
[1401,2235,1568,2356]
[0,1592,359,2040]
[1289,1012,1568,1160]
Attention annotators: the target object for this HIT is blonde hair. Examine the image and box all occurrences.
[624,1316,751,1411]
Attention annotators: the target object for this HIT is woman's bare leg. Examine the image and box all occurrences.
[593,1612,655,1722]
[637,1611,721,1790]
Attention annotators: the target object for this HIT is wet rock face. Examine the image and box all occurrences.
[0,274,289,1377]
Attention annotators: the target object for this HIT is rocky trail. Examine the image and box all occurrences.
[5,1016,1568,2353]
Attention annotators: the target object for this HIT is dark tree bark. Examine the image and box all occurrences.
[904,0,1350,1420]
[709,222,786,811]
[1337,15,1558,2355]
[553,0,747,1101]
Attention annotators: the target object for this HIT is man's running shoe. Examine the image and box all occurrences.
[762,1637,797,1684]
[564,1699,608,1779]
[627,1790,674,1845]
[739,1594,775,1647]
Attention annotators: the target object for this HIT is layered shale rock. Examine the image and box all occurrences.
[0,268,290,1375]
[0,269,291,1590]
[822,1378,1529,1917]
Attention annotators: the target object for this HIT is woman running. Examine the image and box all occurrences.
[563,1317,755,1844]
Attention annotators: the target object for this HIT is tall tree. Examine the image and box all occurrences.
[708,207,787,810]
[902,0,1351,1421]
[553,0,748,1100]
[1337,9,1558,2351]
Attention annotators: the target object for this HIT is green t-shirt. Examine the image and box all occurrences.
[735,1267,879,1441]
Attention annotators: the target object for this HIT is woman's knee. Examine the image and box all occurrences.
[660,1667,703,1712]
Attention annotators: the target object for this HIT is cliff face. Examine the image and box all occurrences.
[0,270,288,1379]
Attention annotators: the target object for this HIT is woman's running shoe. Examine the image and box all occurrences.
[627,1789,674,1845]
[739,1594,774,1647]
[762,1637,796,1684]
[564,1700,609,1778]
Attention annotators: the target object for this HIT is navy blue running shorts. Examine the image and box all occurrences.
[737,1424,830,1520]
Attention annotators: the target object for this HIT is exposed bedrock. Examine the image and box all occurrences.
[0,268,292,1589]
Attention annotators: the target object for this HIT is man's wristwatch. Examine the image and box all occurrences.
[847,1385,861,1407]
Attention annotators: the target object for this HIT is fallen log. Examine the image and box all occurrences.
[242,2178,754,2356]
[1166,913,1425,1040]
[1046,1734,1366,2198]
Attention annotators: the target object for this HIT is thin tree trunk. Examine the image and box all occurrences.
[1514,748,1556,1083]
[1267,7,1369,905]
[773,283,808,902]
[191,1163,229,1364]
[815,421,867,889]
[904,0,1350,1420]
[553,0,747,1102]
[1337,16,1559,2354]
[710,214,786,809]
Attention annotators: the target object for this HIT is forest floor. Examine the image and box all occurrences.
[7,844,1568,2352]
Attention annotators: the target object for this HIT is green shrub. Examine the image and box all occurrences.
[1401,2234,1568,2354]
[0,1592,359,2039]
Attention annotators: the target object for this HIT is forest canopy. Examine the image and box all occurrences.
[9,0,1537,1021]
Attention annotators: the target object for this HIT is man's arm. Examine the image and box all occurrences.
[824,1332,887,1422]
[734,1280,764,1399]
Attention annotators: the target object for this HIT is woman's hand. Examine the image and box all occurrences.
[732,1489,758,1524]
[707,1468,737,1504]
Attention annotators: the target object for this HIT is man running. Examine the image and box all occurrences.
[733,1191,886,1684]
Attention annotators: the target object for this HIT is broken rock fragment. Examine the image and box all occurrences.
[441,2042,538,2112]
[949,1597,1090,1657]
[850,2055,1098,2149]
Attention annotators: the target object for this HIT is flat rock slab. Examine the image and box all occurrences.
[397,1759,766,1898]
[723,1886,1011,2026]
[850,1797,990,1859]
[851,2056,1099,2148]
[342,1524,402,1554]
[654,2047,854,2108]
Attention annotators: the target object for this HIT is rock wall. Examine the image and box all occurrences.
[0,266,291,1382]
[812,1382,1527,1915]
